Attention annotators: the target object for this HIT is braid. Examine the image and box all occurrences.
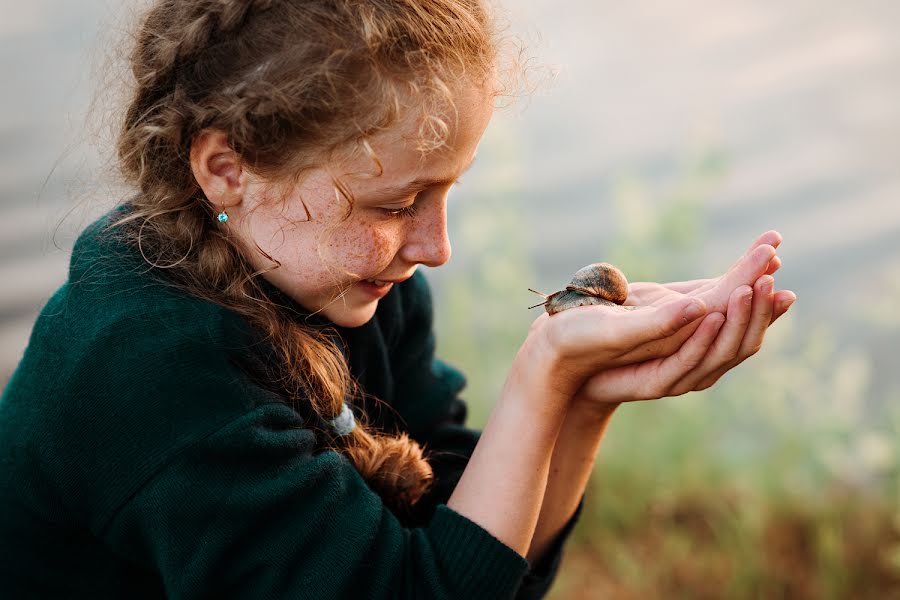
[127,1,271,111]
[136,0,271,71]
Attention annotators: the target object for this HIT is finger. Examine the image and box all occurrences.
[650,233,783,303]
[712,231,782,282]
[643,312,726,399]
[704,283,754,367]
[625,282,678,306]
[690,232,783,298]
[770,290,797,324]
[659,278,714,294]
[726,244,777,289]
[694,284,796,390]
[673,285,754,393]
[743,230,782,257]
[614,319,702,366]
[697,245,775,313]
[611,296,708,351]
[576,311,726,403]
[735,275,775,358]
[563,296,708,363]
[701,232,782,299]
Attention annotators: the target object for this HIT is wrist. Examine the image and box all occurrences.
[568,395,622,426]
[503,333,578,420]
[520,317,587,399]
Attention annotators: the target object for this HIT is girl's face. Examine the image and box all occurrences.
[234,82,494,327]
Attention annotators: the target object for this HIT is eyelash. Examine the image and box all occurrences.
[383,204,420,220]
[380,179,460,220]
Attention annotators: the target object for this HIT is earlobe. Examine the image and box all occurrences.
[190,129,246,210]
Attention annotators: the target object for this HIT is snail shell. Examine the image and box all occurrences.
[529,262,629,315]
[566,263,628,304]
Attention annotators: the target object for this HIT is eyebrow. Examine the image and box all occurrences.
[366,154,478,201]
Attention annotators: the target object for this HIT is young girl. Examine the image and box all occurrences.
[0,0,795,598]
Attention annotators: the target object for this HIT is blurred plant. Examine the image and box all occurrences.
[605,144,728,283]
[432,119,537,425]
[431,135,900,597]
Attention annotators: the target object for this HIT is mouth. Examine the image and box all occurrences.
[356,273,414,299]
[362,278,392,287]
[361,273,415,287]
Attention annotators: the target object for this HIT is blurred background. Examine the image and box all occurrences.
[1,1,899,597]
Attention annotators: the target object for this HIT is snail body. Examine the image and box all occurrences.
[529,262,630,315]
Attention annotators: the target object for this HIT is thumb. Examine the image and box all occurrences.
[574,296,708,354]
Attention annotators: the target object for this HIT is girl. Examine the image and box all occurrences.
[0,0,795,598]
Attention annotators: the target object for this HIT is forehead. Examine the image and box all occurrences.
[336,80,494,196]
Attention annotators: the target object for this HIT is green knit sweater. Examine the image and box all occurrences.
[0,204,581,599]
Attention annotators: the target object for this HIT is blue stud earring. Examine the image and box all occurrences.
[217,209,229,223]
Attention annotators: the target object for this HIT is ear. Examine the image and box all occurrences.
[190,130,247,209]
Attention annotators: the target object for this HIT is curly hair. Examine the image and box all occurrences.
[108,0,502,511]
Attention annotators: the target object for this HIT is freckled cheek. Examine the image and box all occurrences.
[323,223,401,273]
[368,228,397,267]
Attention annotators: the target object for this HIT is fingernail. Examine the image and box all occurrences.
[761,277,774,293]
[743,288,754,305]
[684,301,706,320]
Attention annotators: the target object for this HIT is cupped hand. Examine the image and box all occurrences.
[627,231,790,310]
[614,231,794,364]
[526,290,711,400]
[571,231,797,407]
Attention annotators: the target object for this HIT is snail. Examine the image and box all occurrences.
[528,262,630,315]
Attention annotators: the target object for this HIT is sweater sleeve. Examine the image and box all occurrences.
[101,401,529,600]
[388,273,583,599]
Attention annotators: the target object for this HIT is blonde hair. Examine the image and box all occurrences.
[108,0,503,511]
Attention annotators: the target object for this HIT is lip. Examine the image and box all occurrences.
[380,275,414,284]
[355,273,414,300]
[366,273,415,284]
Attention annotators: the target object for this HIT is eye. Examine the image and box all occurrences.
[381,204,420,220]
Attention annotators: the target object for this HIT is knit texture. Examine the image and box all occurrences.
[0,204,581,599]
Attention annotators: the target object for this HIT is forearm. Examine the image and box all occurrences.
[447,342,571,557]
[462,291,708,561]
[525,401,619,565]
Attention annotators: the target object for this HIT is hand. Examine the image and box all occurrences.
[524,233,779,395]
[627,230,793,314]
[611,231,791,365]
[522,290,711,401]
[571,232,797,407]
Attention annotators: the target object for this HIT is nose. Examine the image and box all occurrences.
[399,195,452,268]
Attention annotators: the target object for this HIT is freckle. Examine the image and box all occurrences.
[329,223,393,261]
[371,228,391,255]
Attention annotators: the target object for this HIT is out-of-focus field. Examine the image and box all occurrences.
[2,1,899,597]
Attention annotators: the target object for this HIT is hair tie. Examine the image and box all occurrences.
[328,402,356,436]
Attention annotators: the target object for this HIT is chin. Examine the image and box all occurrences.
[325,302,379,328]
